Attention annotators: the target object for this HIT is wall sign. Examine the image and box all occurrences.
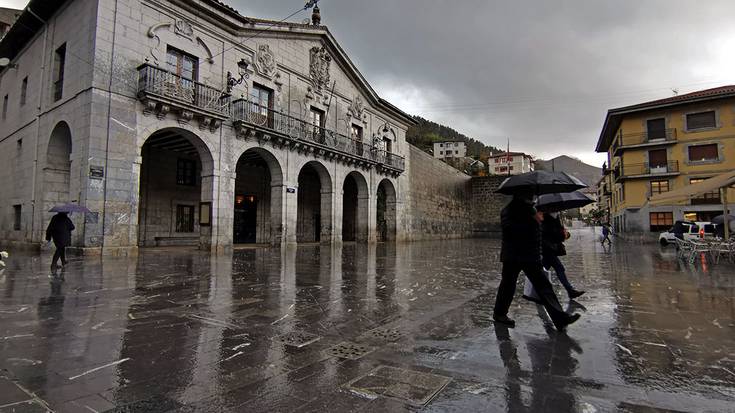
[286,187,296,193]
[199,202,211,226]
[89,166,104,179]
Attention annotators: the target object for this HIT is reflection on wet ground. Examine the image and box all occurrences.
[1,229,734,412]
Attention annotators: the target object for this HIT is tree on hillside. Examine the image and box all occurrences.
[406,116,500,158]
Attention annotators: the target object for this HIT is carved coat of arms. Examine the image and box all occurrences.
[347,95,364,119]
[255,44,276,78]
[309,46,331,93]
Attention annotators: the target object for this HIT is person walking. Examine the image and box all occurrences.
[46,212,74,268]
[541,212,584,300]
[601,223,612,245]
[493,192,581,331]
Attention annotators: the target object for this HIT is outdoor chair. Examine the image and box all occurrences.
[688,240,710,264]
[674,238,692,261]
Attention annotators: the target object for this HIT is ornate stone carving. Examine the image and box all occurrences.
[309,46,331,93]
[347,95,364,119]
[178,109,193,124]
[174,20,194,40]
[255,44,276,78]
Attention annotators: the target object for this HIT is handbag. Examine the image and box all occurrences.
[523,268,552,302]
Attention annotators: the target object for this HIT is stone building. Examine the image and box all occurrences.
[433,141,466,159]
[489,151,534,175]
[0,0,417,254]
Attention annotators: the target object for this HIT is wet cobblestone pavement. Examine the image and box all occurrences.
[1,229,734,412]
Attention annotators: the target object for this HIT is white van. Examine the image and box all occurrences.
[659,221,716,246]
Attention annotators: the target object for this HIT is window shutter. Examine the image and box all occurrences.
[686,111,716,130]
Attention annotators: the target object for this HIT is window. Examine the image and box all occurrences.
[176,159,196,186]
[310,107,325,142]
[20,77,27,106]
[16,139,22,150]
[439,143,443,147]
[383,138,392,154]
[351,125,363,141]
[249,84,273,127]
[649,212,673,232]
[686,111,716,130]
[646,118,666,140]
[439,151,443,155]
[2,94,7,120]
[175,205,195,233]
[689,178,720,205]
[13,205,21,231]
[688,143,718,162]
[651,180,669,194]
[166,47,198,81]
[53,44,66,101]
[455,150,458,154]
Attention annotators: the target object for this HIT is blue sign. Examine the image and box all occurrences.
[286,187,296,193]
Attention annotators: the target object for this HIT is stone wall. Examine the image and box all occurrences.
[405,145,473,240]
[470,175,510,238]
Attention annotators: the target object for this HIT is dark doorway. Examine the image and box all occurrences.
[343,174,358,241]
[234,195,258,243]
[297,164,322,243]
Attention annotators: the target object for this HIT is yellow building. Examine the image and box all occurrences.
[595,86,735,233]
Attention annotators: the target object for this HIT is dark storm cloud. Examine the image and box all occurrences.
[230,0,735,165]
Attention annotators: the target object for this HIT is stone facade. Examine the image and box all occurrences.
[0,0,416,253]
[470,175,510,238]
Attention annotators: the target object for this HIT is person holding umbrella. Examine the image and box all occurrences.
[492,171,584,331]
[45,203,89,268]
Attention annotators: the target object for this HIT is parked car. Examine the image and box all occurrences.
[659,221,716,246]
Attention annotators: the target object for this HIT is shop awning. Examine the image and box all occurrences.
[648,170,735,206]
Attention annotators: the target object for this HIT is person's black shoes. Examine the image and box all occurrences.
[521,294,542,304]
[493,314,516,328]
[553,313,581,332]
[568,289,585,299]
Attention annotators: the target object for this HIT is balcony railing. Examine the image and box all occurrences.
[620,160,679,177]
[612,129,677,153]
[232,100,405,171]
[137,64,231,118]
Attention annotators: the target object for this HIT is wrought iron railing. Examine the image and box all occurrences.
[232,100,405,171]
[621,160,679,177]
[613,128,677,151]
[137,64,231,118]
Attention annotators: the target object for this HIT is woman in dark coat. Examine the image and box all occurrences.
[46,212,74,268]
[541,212,584,299]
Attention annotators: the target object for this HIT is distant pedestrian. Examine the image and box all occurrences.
[601,223,612,245]
[540,212,584,300]
[46,212,74,268]
[493,192,581,331]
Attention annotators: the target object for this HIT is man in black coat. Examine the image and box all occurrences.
[493,192,580,331]
[46,212,74,268]
[541,212,584,299]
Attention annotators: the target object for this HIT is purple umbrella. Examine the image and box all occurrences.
[49,203,91,214]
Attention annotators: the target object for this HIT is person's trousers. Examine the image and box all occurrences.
[52,242,66,266]
[542,255,574,293]
[494,260,569,325]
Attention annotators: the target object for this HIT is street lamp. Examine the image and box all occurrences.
[224,58,249,96]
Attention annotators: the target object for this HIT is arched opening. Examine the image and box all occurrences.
[138,128,214,247]
[377,179,397,242]
[342,171,369,242]
[234,148,283,244]
[43,122,73,240]
[297,161,332,243]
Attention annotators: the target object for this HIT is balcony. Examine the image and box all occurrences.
[232,100,405,174]
[618,160,679,179]
[612,129,677,156]
[137,64,230,131]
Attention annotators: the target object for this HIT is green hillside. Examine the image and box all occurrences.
[406,116,501,160]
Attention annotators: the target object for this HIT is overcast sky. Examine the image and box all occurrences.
[4,0,735,166]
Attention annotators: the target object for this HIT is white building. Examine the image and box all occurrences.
[0,0,415,254]
[433,141,466,159]
[489,152,534,175]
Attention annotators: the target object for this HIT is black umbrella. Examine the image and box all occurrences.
[495,171,587,195]
[536,191,594,212]
[711,214,735,225]
[49,203,91,214]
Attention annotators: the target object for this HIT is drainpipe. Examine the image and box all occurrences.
[30,9,50,244]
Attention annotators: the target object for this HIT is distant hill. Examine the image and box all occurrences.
[406,116,501,160]
[534,156,602,189]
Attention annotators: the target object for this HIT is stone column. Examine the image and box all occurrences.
[200,173,219,252]
[212,172,235,252]
[320,187,334,243]
[278,182,294,246]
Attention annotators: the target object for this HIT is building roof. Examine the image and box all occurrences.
[489,151,531,158]
[595,85,735,152]
[0,7,21,26]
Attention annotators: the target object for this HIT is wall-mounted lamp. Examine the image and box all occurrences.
[224,58,249,96]
[0,57,18,70]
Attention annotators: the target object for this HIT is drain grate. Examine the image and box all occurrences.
[364,327,402,342]
[344,365,451,406]
[272,331,321,348]
[326,341,373,360]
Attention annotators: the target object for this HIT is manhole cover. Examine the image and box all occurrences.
[326,341,373,360]
[364,327,402,342]
[344,365,451,406]
[272,331,321,348]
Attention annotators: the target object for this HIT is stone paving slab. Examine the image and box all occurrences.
[0,233,734,411]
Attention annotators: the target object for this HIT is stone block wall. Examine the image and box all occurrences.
[470,175,510,238]
[405,145,473,240]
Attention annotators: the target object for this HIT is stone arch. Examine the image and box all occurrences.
[138,127,215,248]
[233,147,284,245]
[342,171,369,242]
[296,160,333,243]
[43,121,74,241]
[377,178,397,242]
